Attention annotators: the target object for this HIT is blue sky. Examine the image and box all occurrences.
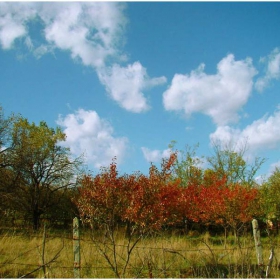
[1,2,280,180]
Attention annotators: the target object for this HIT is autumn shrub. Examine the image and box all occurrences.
[75,153,186,277]
[74,153,265,277]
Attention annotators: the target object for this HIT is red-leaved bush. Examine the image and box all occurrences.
[76,154,259,236]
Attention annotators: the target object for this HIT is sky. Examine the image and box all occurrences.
[1,2,280,180]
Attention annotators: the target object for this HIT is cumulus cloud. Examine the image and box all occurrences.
[57,109,128,169]
[42,2,126,68]
[210,109,280,153]
[163,54,257,126]
[255,48,280,92]
[0,2,167,113]
[141,147,172,163]
[0,3,36,49]
[0,17,25,49]
[0,2,126,67]
[97,62,167,113]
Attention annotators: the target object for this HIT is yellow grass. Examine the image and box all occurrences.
[0,228,279,278]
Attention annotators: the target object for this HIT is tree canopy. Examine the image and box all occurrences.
[1,115,83,229]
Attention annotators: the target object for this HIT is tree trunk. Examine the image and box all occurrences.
[33,204,41,230]
[233,227,238,244]
[184,218,189,235]
[125,221,132,238]
[223,226,227,249]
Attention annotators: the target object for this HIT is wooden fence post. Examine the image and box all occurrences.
[266,246,274,278]
[73,217,80,278]
[252,219,264,277]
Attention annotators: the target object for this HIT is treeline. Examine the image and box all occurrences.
[76,151,262,240]
[0,105,279,236]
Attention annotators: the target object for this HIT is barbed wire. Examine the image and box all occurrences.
[1,231,279,251]
[0,229,280,278]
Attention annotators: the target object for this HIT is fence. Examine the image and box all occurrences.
[0,218,279,278]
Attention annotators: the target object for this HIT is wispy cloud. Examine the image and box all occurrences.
[97,62,167,113]
[57,109,129,169]
[255,48,280,92]
[268,161,280,174]
[141,147,172,163]
[163,54,257,126]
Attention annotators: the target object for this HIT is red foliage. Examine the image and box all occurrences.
[76,154,259,234]
[123,152,183,230]
[76,153,183,232]
[76,158,128,227]
[193,173,259,229]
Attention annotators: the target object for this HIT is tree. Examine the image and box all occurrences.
[77,158,128,231]
[123,153,181,233]
[197,173,260,242]
[207,141,265,187]
[77,158,146,278]
[168,142,204,187]
[7,118,82,230]
[43,187,79,228]
[0,106,18,223]
[0,106,15,167]
[76,153,180,278]
[221,184,259,239]
[259,167,280,232]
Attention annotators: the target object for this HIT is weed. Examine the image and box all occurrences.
[0,229,279,278]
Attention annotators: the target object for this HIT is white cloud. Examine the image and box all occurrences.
[33,44,55,59]
[141,147,172,163]
[268,161,280,174]
[42,2,126,68]
[57,109,129,169]
[0,17,25,49]
[256,161,280,183]
[163,54,257,126]
[0,2,168,113]
[0,2,126,67]
[255,48,280,92]
[97,62,167,113]
[24,36,33,51]
[0,3,36,49]
[41,2,126,68]
[210,109,280,153]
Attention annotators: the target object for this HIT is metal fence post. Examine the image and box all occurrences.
[73,217,80,278]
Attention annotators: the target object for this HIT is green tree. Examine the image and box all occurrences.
[8,118,82,230]
[167,142,204,233]
[0,106,18,223]
[207,141,265,188]
[169,141,204,187]
[0,105,16,168]
[44,187,79,228]
[259,167,280,231]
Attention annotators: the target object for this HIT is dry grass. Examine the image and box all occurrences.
[0,228,280,278]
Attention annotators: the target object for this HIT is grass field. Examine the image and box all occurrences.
[0,227,279,278]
